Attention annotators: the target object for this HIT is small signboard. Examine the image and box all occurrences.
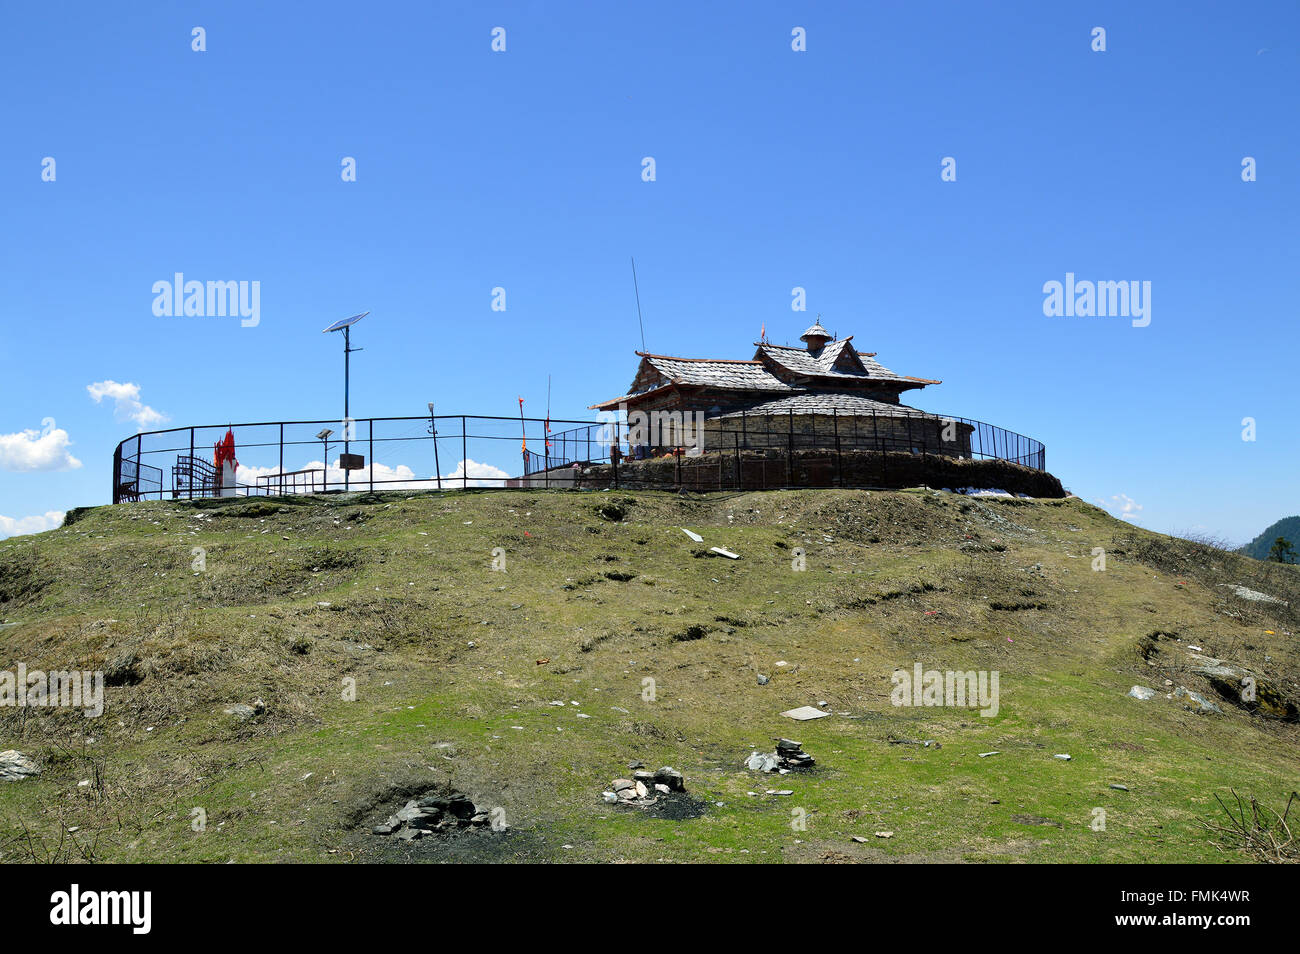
[339,453,365,471]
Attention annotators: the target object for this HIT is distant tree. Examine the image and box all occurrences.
[1267,536,1297,564]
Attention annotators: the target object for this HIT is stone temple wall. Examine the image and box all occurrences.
[697,413,973,458]
[578,447,1065,498]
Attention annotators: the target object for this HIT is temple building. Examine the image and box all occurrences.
[590,319,974,457]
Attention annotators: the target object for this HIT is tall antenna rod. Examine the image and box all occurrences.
[631,256,647,352]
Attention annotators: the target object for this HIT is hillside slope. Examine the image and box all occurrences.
[1,488,1298,863]
[1242,516,1300,562]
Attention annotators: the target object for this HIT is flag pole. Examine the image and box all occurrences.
[518,396,527,473]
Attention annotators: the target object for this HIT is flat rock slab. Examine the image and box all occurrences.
[1128,685,1157,700]
[781,706,830,721]
[1218,584,1288,606]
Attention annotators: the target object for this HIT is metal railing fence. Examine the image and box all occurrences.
[111,409,1045,503]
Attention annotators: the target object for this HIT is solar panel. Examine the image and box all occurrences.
[322,311,369,333]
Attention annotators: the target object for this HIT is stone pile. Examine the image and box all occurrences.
[745,738,815,773]
[373,791,495,841]
[603,766,686,806]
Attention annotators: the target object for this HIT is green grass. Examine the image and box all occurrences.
[1,487,1297,863]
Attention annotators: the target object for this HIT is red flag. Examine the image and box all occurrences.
[213,428,238,473]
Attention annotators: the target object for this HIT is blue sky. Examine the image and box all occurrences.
[1,1,1296,543]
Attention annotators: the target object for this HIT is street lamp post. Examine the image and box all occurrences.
[316,428,333,492]
[322,312,369,492]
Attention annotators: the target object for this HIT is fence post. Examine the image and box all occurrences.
[462,417,468,490]
[833,410,839,487]
[189,427,195,500]
[875,412,886,485]
[369,420,374,492]
[787,410,794,486]
[279,423,285,496]
[733,431,740,490]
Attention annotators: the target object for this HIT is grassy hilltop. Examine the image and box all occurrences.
[1,488,1297,863]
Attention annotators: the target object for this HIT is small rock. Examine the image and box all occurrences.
[746,752,780,772]
[1174,686,1222,714]
[395,801,424,823]
[0,751,40,782]
[1128,686,1157,701]
[653,766,685,792]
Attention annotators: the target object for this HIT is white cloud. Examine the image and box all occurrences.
[1096,493,1143,522]
[236,459,430,492]
[441,458,511,488]
[0,510,65,540]
[0,420,82,472]
[230,457,511,493]
[87,380,169,431]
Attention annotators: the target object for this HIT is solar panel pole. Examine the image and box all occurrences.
[322,312,367,492]
[344,325,351,491]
